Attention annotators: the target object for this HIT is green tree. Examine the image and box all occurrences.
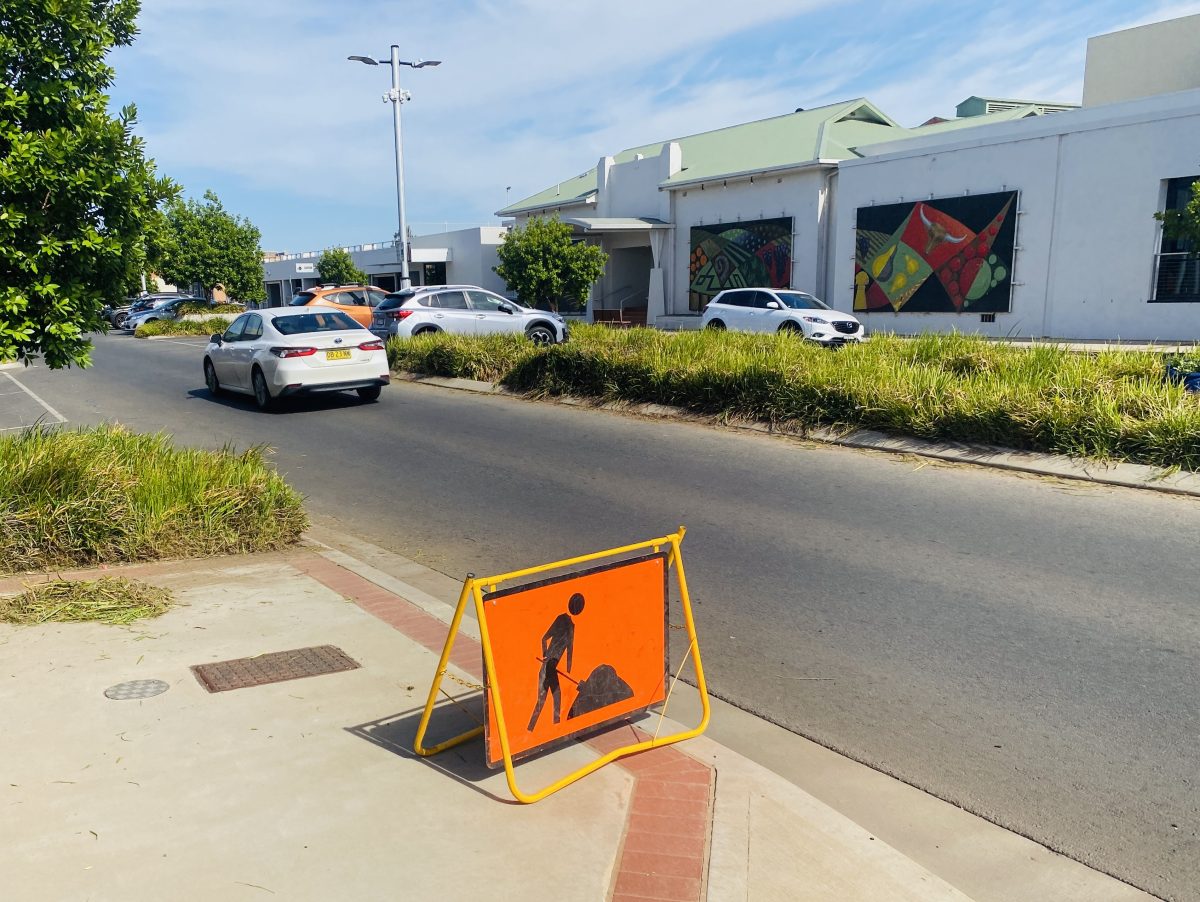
[0,0,176,368]
[154,190,265,302]
[493,216,607,312]
[1155,180,1200,256]
[316,247,368,285]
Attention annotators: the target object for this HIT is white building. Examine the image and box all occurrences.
[833,89,1200,340]
[498,14,1200,341]
[1083,13,1200,107]
[261,226,508,306]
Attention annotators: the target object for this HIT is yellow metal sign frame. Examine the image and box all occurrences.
[414,527,710,804]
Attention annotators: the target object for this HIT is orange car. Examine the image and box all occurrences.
[288,285,390,327]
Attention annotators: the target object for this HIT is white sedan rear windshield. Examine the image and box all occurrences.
[274,311,361,335]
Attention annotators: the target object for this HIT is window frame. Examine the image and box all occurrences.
[222,314,249,343]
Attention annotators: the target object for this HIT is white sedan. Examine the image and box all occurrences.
[203,308,389,410]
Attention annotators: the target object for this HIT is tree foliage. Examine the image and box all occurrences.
[493,216,607,312]
[316,247,367,285]
[1155,180,1200,257]
[153,190,265,302]
[0,0,175,367]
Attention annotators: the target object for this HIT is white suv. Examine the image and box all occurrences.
[700,288,865,344]
[370,285,568,344]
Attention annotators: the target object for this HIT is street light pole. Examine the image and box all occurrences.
[348,49,440,292]
[387,45,411,289]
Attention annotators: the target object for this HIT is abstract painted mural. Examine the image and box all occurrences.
[689,217,793,311]
[854,191,1017,314]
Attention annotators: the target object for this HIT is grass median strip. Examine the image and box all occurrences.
[388,326,1200,470]
[1,577,172,625]
[0,425,307,573]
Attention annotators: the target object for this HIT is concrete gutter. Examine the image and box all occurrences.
[396,372,1200,499]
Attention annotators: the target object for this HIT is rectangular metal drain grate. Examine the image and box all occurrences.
[191,645,360,693]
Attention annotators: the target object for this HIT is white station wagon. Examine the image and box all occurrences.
[701,288,865,344]
[203,308,389,410]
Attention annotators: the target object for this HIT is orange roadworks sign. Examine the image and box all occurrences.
[480,552,668,768]
[413,528,710,804]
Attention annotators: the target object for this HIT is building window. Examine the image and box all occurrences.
[422,262,446,286]
[1152,175,1200,302]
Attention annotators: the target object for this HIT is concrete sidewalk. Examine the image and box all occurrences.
[0,540,1153,902]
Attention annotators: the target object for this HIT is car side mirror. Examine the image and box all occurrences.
[210,334,223,345]
[498,303,515,314]
[765,300,782,310]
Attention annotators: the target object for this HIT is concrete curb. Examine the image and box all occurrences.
[395,372,1200,499]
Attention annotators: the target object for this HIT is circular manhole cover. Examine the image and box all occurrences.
[104,679,170,701]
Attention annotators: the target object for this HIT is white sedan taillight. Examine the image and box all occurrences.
[358,340,385,351]
[270,346,317,358]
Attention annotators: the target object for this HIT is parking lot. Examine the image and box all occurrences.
[0,365,68,433]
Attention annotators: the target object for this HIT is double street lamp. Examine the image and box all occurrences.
[348,47,441,291]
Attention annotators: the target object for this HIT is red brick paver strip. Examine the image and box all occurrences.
[295,552,715,901]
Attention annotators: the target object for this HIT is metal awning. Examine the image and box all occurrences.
[562,217,673,232]
[411,248,452,263]
[364,247,451,269]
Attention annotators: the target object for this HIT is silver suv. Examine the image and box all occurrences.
[370,285,567,344]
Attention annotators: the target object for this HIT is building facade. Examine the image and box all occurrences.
[834,89,1200,340]
[261,226,508,306]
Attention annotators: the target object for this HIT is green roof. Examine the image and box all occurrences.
[497,97,1054,216]
[910,105,1045,134]
[499,99,904,215]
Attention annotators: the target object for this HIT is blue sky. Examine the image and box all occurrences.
[110,0,1200,252]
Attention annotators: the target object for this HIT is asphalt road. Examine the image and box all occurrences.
[7,332,1200,900]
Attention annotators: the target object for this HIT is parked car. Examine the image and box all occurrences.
[103,293,180,329]
[288,285,389,327]
[202,308,389,410]
[369,285,567,344]
[124,295,207,330]
[700,288,865,344]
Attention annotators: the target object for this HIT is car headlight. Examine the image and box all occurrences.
[801,316,828,325]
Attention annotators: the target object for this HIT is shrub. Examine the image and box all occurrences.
[135,317,231,338]
[0,425,307,573]
[178,302,243,316]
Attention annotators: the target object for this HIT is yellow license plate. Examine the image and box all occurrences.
[325,349,351,360]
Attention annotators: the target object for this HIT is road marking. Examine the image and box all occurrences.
[2,372,67,425]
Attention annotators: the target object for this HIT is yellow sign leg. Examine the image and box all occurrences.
[413,577,484,757]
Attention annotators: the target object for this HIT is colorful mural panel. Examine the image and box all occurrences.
[689,217,793,311]
[854,191,1017,314]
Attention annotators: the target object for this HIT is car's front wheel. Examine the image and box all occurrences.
[204,359,221,396]
[251,367,274,411]
[778,321,802,335]
[526,323,557,345]
[356,385,382,402]
[114,313,129,329]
